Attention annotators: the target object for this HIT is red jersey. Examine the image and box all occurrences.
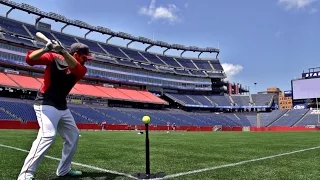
[26,51,87,110]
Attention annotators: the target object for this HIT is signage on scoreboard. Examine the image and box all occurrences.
[284,90,292,97]
[302,71,320,78]
[293,104,306,109]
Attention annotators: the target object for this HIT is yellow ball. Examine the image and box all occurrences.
[142,115,150,124]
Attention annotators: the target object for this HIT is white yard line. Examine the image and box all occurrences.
[0,143,138,179]
[161,146,320,179]
[3,143,319,180]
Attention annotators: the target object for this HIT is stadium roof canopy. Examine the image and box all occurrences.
[0,0,220,58]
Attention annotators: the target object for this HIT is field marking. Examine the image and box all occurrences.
[0,143,138,179]
[161,145,320,179]
[3,143,320,180]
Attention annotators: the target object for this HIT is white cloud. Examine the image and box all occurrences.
[278,0,317,10]
[310,7,318,13]
[139,0,180,24]
[221,63,243,80]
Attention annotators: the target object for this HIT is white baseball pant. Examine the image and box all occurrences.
[17,104,80,180]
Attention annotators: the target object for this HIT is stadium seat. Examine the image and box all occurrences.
[0,17,30,37]
[210,61,224,70]
[23,23,55,40]
[97,107,141,124]
[6,74,41,90]
[76,38,106,54]
[251,94,273,106]
[116,88,154,102]
[231,95,251,106]
[120,48,149,63]
[0,109,15,120]
[0,100,37,121]
[95,86,132,100]
[157,55,182,68]
[74,83,111,98]
[50,32,78,47]
[2,33,35,47]
[175,58,197,69]
[0,72,20,88]
[209,96,233,106]
[296,110,320,126]
[270,109,309,126]
[138,51,166,65]
[69,105,112,123]
[137,90,168,104]
[99,44,127,58]
[192,60,213,70]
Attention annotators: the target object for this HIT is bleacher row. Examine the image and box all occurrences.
[0,71,273,108]
[0,16,223,77]
[0,71,274,108]
[165,93,274,107]
[0,98,319,127]
[0,72,167,105]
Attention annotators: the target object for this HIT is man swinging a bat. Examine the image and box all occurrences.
[17,34,93,180]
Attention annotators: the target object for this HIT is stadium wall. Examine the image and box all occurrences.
[0,120,219,131]
[0,120,318,132]
[250,126,318,132]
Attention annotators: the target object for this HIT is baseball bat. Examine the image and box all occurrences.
[35,32,50,43]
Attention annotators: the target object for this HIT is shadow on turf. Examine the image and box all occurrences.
[51,171,121,180]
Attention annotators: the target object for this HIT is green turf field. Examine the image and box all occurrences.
[1,129,320,180]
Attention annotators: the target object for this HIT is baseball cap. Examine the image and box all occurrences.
[69,43,94,60]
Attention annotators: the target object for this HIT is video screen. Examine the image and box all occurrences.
[292,78,320,99]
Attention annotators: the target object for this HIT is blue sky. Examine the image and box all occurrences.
[0,0,319,93]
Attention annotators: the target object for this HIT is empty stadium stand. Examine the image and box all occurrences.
[0,72,20,88]
[259,110,288,127]
[2,3,312,131]
[295,110,320,126]
[0,72,168,105]
[270,109,309,127]
[251,94,273,106]
[231,95,251,106]
[0,15,224,79]
[164,93,273,108]
[6,73,42,90]
[1,96,320,128]
[0,99,36,121]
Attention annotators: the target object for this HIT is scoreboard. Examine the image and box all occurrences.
[292,78,320,100]
[291,69,320,108]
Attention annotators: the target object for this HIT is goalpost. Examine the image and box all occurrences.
[257,111,261,128]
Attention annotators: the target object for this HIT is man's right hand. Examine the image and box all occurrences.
[42,40,54,52]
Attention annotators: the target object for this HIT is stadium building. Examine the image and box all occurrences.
[279,91,292,110]
[0,1,319,131]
